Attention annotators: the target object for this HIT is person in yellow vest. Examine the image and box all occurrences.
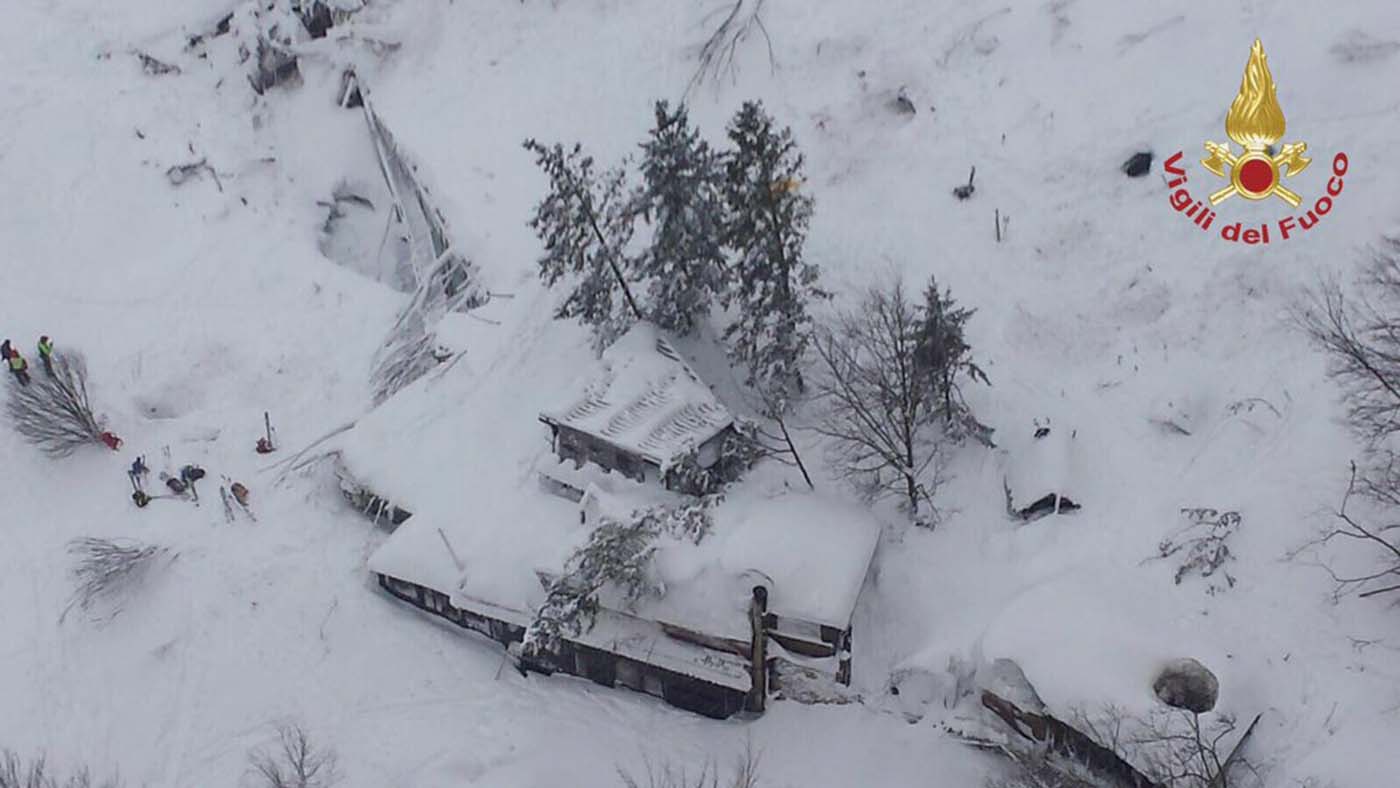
[8,349,30,386]
[36,336,54,376]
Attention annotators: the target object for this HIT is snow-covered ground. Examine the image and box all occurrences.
[2,0,1399,785]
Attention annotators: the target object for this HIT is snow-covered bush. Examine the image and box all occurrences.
[0,751,120,788]
[5,351,105,457]
[248,724,339,788]
[61,537,173,624]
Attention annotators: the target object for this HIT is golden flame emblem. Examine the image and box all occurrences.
[1201,39,1311,206]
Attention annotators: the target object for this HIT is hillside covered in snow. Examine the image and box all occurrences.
[3,1,1400,786]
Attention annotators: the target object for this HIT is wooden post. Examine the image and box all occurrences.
[836,629,852,686]
[995,209,1001,242]
[748,586,768,712]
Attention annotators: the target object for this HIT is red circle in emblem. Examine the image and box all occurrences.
[1238,159,1274,194]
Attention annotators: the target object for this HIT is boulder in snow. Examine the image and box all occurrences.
[1153,657,1218,713]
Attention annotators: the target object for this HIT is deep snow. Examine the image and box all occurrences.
[3,0,1400,786]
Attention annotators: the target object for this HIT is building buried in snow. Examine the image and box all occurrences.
[343,324,881,718]
[537,324,739,495]
[1003,422,1082,520]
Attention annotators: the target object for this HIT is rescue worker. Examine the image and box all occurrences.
[179,464,205,501]
[128,456,149,492]
[8,349,30,386]
[36,336,53,376]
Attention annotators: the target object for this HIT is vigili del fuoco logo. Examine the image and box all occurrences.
[1163,38,1349,244]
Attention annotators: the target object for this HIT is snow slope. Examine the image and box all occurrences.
[2,0,1400,786]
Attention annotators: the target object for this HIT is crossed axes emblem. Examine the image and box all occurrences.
[1200,140,1311,207]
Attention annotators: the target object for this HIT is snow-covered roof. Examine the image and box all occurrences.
[365,483,882,656]
[1004,422,1085,512]
[346,314,878,684]
[539,323,734,469]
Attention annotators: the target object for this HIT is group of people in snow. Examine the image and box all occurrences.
[1,335,54,386]
[127,453,251,519]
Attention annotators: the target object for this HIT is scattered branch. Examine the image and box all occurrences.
[685,0,775,99]
[1290,462,1400,601]
[61,537,174,624]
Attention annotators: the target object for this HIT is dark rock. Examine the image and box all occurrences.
[1153,657,1219,713]
[1122,151,1153,177]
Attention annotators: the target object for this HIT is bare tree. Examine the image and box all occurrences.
[248,724,339,788]
[61,538,174,624]
[1289,463,1400,600]
[6,351,105,457]
[0,751,120,788]
[812,280,946,522]
[619,742,761,788]
[1295,238,1400,507]
[1294,238,1400,599]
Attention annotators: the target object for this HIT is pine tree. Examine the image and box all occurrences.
[523,516,661,656]
[721,100,827,407]
[634,101,728,336]
[523,140,643,339]
[913,276,990,438]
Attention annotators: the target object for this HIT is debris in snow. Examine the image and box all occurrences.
[1152,657,1219,713]
[890,86,916,116]
[980,690,1160,788]
[165,159,223,192]
[1329,30,1400,64]
[1122,151,1153,177]
[952,165,975,200]
[1149,508,1240,591]
[60,537,175,624]
[133,50,180,76]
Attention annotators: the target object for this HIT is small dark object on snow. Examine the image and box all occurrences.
[256,437,275,454]
[231,482,250,507]
[165,476,187,495]
[1122,151,1153,177]
[0,339,10,360]
[100,431,122,450]
[1153,657,1219,713]
[891,87,916,116]
[297,0,335,38]
[132,490,151,508]
[135,51,180,76]
[953,166,976,200]
[338,69,363,108]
